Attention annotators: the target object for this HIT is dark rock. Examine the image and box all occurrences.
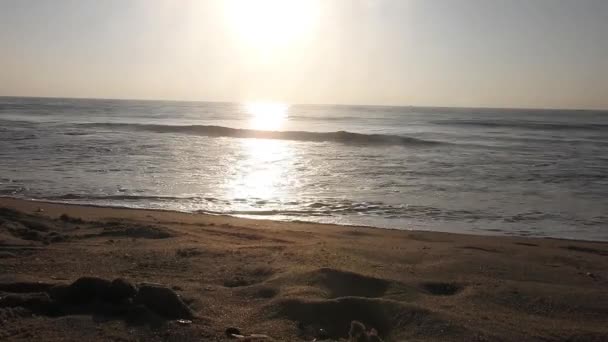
[48,284,70,302]
[134,285,193,319]
[125,304,165,326]
[225,327,241,338]
[109,278,137,302]
[65,277,112,303]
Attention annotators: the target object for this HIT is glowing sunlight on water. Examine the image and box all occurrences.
[225,138,294,201]
[246,102,288,130]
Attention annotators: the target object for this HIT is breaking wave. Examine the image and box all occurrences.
[433,119,608,131]
[79,122,446,147]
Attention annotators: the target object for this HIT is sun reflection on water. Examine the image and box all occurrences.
[226,138,294,201]
[245,102,288,131]
[222,102,294,204]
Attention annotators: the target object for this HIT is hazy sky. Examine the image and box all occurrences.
[1,0,607,109]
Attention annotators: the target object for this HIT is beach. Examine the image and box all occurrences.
[1,197,606,341]
[3,0,608,340]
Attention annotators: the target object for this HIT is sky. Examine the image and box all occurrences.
[0,0,607,109]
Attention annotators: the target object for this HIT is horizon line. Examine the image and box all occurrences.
[0,94,606,112]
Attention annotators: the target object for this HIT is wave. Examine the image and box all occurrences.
[47,194,214,201]
[6,193,606,231]
[79,122,446,147]
[433,119,608,131]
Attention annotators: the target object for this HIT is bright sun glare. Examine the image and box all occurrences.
[225,0,319,50]
[246,102,288,131]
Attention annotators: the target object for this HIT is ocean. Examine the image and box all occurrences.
[1,96,607,241]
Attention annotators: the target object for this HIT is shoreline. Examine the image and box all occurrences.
[1,197,607,341]
[2,196,605,243]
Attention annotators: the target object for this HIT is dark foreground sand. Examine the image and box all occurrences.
[0,198,607,341]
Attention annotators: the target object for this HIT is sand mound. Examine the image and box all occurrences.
[223,265,276,288]
[269,296,460,340]
[0,208,175,243]
[303,268,390,298]
[96,221,174,239]
[0,208,69,244]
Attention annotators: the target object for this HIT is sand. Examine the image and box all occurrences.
[0,197,607,341]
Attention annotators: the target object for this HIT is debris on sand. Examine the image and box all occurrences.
[226,327,242,338]
[225,327,274,340]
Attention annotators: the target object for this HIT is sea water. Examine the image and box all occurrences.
[1,97,607,240]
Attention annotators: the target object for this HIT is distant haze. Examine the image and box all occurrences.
[1,0,607,109]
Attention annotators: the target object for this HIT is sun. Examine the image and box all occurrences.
[224,0,319,50]
[245,102,288,131]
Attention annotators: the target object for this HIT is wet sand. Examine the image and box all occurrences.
[0,197,607,341]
